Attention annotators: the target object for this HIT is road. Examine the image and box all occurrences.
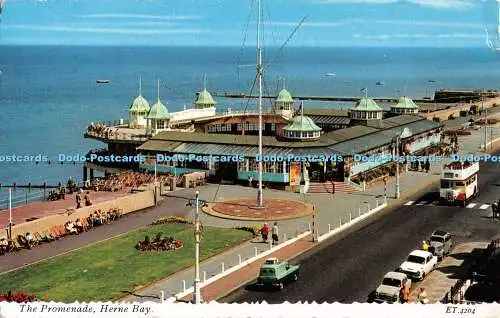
[221,159,500,303]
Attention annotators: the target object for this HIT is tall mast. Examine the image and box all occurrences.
[497,0,500,36]
[157,79,160,101]
[139,76,142,96]
[257,0,264,207]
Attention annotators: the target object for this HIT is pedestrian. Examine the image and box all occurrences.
[248,176,253,187]
[84,191,92,206]
[76,192,82,209]
[403,283,410,303]
[492,201,498,219]
[418,288,429,304]
[422,240,429,252]
[425,160,430,173]
[272,222,279,245]
[260,223,269,243]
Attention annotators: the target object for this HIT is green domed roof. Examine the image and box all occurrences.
[351,98,382,111]
[146,99,170,119]
[276,89,293,103]
[284,115,321,132]
[194,89,216,106]
[393,97,419,109]
[129,95,150,113]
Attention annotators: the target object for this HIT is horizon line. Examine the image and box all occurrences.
[0,44,488,48]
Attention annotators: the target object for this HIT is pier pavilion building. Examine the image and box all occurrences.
[84,87,443,190]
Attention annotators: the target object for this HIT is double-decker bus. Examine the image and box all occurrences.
[439,161,479,206]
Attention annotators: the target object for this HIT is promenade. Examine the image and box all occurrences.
[2,110,500,302]
[0,190,129,229]
[122,111,500,303]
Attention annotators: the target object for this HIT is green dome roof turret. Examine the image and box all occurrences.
[194,89,216,107]
[147,99,170,119]
[129,95,150,113]
[351,98,383,111]
[393,97,419,109]
[276,89,293,103]
[284,115,321,132]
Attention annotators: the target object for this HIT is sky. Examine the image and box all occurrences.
[0,0,498,46]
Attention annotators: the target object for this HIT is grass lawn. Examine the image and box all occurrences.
[0,223,252,302]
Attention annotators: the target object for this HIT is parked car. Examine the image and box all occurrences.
[429,230,453,261]
[257,258,300,290]
[398,250,438,281]
[373,272,412,303]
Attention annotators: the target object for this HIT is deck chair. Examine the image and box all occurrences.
[58,225,69,236]
[41,230,55,242]
[34,232,44,243]
[49,226,59,239]
[81,218,89,231]
[16,235,30,249]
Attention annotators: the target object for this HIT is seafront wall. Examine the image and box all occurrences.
[424,97,500,121]
[7,189,156,238]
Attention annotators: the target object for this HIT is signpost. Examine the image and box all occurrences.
[383,176,388,200]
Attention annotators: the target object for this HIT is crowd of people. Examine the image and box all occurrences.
[0,207,123,255]
[86,122,118,139]
[89,171,171,192]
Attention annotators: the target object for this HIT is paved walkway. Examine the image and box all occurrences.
[178,236,315,302]
[205,198,313,220]
[0,190,129,230]
[409,242,488,303]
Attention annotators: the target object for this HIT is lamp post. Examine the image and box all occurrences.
[483,91,488,151]
[154,158,158,206]
[393,135,401,199]
[8,188,12,240]
[193,190,202,304]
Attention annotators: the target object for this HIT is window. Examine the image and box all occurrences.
[440,180,451,188]
[407,255,425,264]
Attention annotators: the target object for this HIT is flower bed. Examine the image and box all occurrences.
[0,291,37,302]
[235,225,261,237]
[150,216,189,225]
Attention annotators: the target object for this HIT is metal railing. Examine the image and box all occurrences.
[0,180,86,210]
[85,130,148,142]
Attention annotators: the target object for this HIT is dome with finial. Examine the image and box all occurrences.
[391,96,419,114]
[351,98,382,111]
[129,95,150,113]
[194,89,216,107]
[276,89,293,103]
[284,115,321,132]
[147,99,170,119]
[282,102,321,140]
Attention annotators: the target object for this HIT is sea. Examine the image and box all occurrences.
[1,45,499,207]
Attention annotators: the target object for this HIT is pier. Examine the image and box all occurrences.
[211,92,432,103]
[0,183,62,189]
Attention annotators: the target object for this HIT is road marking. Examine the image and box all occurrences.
[479,204,490,210]
[466,203,477,208]
[416,201,427,206]
[405,201,414,205]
